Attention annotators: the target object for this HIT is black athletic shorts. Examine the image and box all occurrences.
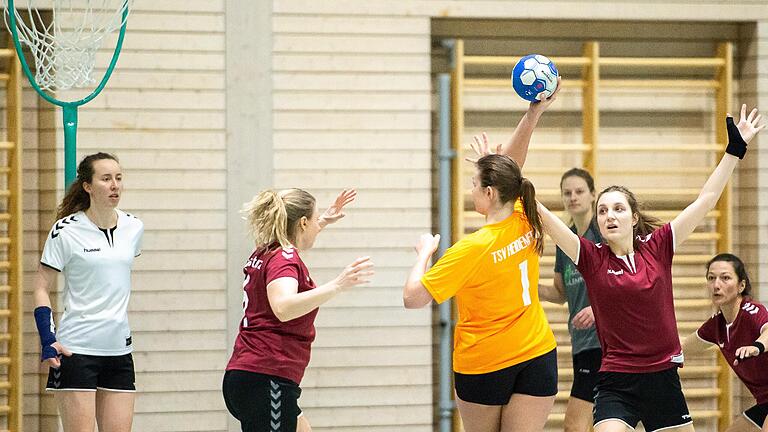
[571,348,601,403]
[744,402,768,429]
[454,348,557,405]
[593,367,692,432]
[46,353,136,392]
[222,369,302,432]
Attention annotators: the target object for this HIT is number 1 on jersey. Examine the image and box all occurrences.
[519,260,531,306]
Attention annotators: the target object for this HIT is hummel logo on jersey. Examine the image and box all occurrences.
[682,414,691,420]
[607,269,624,276]
[638,233,653,243]
[282,248,295,260]
[743,302,760,315]
[83,248,101,253]
[50,215,79,238]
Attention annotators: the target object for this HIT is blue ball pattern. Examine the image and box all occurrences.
[511,54,559,102]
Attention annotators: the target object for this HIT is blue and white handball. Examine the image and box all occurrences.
[511,54,559,102]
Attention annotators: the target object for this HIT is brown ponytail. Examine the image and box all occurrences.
[520,177,544,255]
[476,154,543,254]
[56,152,119,220]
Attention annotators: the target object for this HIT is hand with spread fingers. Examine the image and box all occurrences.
[733,104,765,145]
[334,256,374,292]
[319,189,357,228]
[465,132,502,164]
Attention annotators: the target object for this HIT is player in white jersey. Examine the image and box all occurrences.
[33,153,143,432]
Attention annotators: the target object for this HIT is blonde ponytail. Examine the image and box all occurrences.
[241,188,316,249]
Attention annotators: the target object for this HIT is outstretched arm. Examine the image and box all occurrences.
[468,78,562,168]
[502,78,562,168]
[671,105,764,249]
[681,330,713,356]
[537,201,580,262]
[268,256,373,322]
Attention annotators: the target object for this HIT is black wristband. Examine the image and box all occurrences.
[725,116,748,159]
[754,341,765,355]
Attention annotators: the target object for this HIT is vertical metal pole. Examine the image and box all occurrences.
[7,41,23,432]
[437,73,455,432]
[63,105,79,187]
[450,40,465,245]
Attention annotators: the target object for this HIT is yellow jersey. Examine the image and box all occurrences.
[422,209,556,374]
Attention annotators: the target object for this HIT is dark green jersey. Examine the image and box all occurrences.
[554,220,601,354]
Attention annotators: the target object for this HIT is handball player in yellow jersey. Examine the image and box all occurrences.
[403,83,561,432]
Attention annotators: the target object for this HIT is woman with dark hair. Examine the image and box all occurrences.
[537,167,603,432]
[33,152,143,432]
[683,254,768,432]
[402,86,561,432]
[223,188,373,432]
[536,105,764,432]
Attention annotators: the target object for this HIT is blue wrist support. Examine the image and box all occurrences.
[34,306,58,360]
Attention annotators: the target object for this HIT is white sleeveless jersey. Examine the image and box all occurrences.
[41,209,143,356]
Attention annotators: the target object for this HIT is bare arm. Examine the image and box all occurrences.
[403,234,441,309]
[681,330,713,356]
[467,78,562,168]
[538,202,580,262]
[33,264,56,309]
[672,105,764,249]
[671,154,737,249]
[267,256,373,322]
[502,80,561,167]
[538,272,566,304]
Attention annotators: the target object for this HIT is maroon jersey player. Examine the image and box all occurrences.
[538,105,764,432]
[223,189,373,432]
[684,254,768,432]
